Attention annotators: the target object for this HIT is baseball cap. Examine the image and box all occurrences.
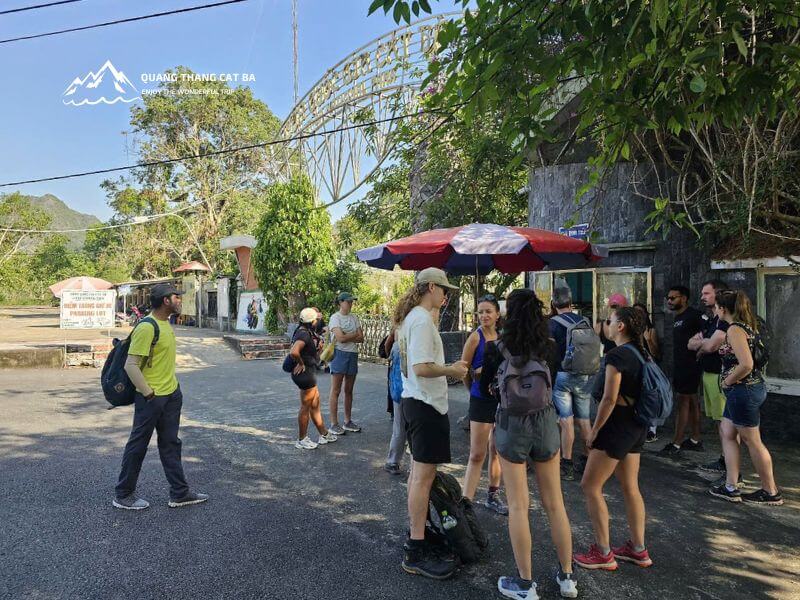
[336,292,357,303]
[552,278,572,307]
[299,307,318,323]
[416,267,458,290]
[150,283,183,301]
[607,293,628,308]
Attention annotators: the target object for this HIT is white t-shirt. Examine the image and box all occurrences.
[399,305,448,415]
[329,311,361,353]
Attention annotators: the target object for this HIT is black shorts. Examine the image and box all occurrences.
[468,395,498,424]
[291,370,317,391]
[593,405,647,461]
[402,397,451,465]
[673,365,702,395]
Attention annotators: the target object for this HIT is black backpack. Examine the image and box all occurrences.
[101,317,160,407]
[427,472,488,564]
[734,321,770,372]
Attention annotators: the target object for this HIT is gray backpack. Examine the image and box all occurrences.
[552,314,602,375]
[495,344,552,416]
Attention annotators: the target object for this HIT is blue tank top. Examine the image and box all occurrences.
[470,328,490,398]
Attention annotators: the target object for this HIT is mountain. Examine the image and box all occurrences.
[25,194,101,250]
[62,60,139,106]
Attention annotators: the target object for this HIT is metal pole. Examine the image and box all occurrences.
[197,272,202,329]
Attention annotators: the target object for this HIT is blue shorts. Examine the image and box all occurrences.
[723,382,766,428]
[552,371,593,420]
[330,348,359,375]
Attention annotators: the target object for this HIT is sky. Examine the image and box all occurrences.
[0,0,459,222]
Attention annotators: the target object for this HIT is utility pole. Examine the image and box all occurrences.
[293,0,299,103]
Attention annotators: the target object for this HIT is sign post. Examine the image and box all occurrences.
[60,290,117,330]
[558,223,590,240]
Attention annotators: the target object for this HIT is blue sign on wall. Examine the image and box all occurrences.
[558,223,590,240]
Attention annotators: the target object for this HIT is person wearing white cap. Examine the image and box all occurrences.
[290,308,338,450]
[394,267,468,580]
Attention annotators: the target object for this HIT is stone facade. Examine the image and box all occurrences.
[528,161,797,441]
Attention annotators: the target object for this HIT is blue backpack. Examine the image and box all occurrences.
[389,344,403,403]
[622,344,673,427]
[101,317,159,408]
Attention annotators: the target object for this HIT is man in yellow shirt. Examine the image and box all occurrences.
[113,283,208,510]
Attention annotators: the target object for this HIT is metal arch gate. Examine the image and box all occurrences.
[268,14,458,205]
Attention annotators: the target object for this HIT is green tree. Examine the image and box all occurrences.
[252,177,335,327]
[101,67,282,277]
[373,0,800,242]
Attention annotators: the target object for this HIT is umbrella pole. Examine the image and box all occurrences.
[474,257,479,330]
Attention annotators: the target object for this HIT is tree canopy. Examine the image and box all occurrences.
[371,0,800,242]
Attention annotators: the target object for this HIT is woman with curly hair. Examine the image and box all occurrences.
[480,288,577,599]
[574,306,653,571]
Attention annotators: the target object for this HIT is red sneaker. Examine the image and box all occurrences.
[612,540,653,568]
[574,544,618,571]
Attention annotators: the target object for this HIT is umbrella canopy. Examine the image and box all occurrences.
[49,276,113,299]
[173,260,211,273]
[356,223,607,275]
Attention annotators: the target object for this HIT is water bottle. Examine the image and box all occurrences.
[441,510,457,531]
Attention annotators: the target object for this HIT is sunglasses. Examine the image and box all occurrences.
[478,294,497,303]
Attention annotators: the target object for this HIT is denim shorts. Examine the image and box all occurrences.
[723,382,767,428]
[552,371,593,420]
[329,348,359,375]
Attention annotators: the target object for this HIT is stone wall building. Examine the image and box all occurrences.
[527,161,800,441]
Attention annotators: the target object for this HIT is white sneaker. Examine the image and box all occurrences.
[317,431,338,445]
[295,436,318,450]
[555,568,578,598]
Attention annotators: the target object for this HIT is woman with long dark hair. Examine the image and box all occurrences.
[575,307,653,571]
[460,294,507,515]
[290,308,338,450]
[480,289,577,599]
[709,290,783,505]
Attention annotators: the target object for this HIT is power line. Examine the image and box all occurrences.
[0,105,462,188]
[0,0,251,45]
[0,0,85,15]
[0,201,203,234]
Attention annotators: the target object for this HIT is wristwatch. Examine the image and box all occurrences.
[144,391,155,400]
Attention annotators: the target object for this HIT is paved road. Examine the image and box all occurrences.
[1,328,798,599]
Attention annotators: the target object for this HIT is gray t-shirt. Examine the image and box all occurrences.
[329,311,361,353]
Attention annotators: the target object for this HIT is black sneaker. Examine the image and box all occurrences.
[645,430,658,443]
[401,540,458,579]
[560,458,575,481]
[680,438,705,452]
[658,442,681,457]
[574,455,588,476]
[168,491,209,508]
[709,483,742,503]
[742,489,784,506]
[384,463,402,475]
[699,456,726,473]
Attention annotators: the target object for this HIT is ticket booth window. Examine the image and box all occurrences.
[532,267,652,323]
[758,269,800,393]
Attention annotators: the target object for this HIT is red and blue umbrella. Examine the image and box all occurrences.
[356,223,606,275]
